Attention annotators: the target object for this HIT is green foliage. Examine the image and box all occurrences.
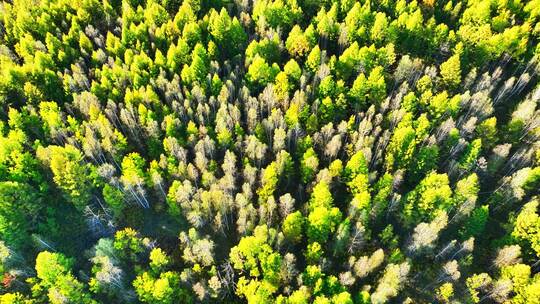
[286,25,317,58]
[440,53,462,89]
[0,182,41,249]
[402,172,453,225]
[512,199,540,259]
[230,225,282,301]
[208,8,247,58]
[36,144,92,209]
[133,271,192,304]
[246,56,280,91]
[283,211,304,243]
[1,0,540,303]
[149,248,170,273]
[252,0,302,31]
[301,148,319,183]
[121,152,147,188]
[476,117,498,150]
[459,139,482,171]
[31,251,95,304]
[307,207,342,243]
[114,228,146,261]
[461,205,489,239]
[309,182,333,210]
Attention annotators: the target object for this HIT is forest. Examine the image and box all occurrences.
[0,0,539,302]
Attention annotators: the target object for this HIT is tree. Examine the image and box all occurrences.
[407,212,448,255]
[476,117,498,150]
[149,248,170,273]
[180,228,215,267]
[258,162,279,203]
[229,225,282,300]
[286,25,316,58]
[315,4,339,40]
[461,205,489,238]
[428,91,460,120]
[283,211,304,243]
[459,139,482,171]
[371,262,410,304]
[166,39,190,73]
[245,37,281,65]
[0,182,41,249]
[246,56,280,91]
[466,273,493,303]
[36,144,93,209]
[307,206,342,243]
[0,293,27,303]
[371,173,393,219]
[494,245,522,268]
[500,264,540,304]
[208,8,247,57]
[402,172,453,225]
[31,251,95,304]
[436,282,454,303]
[306,45,321,73]
[353,249,385,278]
[409,145,439,183]
[39,101,65,139]
[89,253,128,300]
[440,53,461,89]
[385,113,417,171]
[301,148,319,183]
[113,228,146,262]
[309,182,333,209]
[512,199,540,258]
[371,12,390,44]
[133,271,192,304]
[366,66,387,104]
[181,43,209,86]
[344,150,368,178]
[120,152,149,208]
[252,0,302,31]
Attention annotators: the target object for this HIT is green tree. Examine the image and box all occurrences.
[230,225,282,301]
[31,251,95,304]
[149,248,170,273]
[252,0,302,31]
[475,117,498,150]
[114,228,146,262]
[283,211,304,243]
[0,182,41,249]
[36,144,92,209]
[286,25,316,58]
[459,139,482,171]
[306,45,321,73]
[309,182,333,210]
[512,199,540,258]
[461,205,489,238]
[402,172,453,226]
[120,152,149,208]
[385,113,417,171]
[208,8,247,57]
[181,43,209,86]
[133,271,192,304]
[307,206,342,243]
[246,56,280,91]
[440,53,461,89]
[258,162,279,203]
[301,148,319,183]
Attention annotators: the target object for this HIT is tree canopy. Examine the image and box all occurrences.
[0,0,539,303]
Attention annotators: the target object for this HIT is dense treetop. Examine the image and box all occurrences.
[0,0,539,303]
